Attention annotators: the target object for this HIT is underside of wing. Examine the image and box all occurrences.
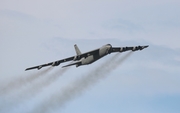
[25,56,74,71]
[111,45,148,53]
[25,63,52,71]
[25,48,99,71]
[111,47,133,52]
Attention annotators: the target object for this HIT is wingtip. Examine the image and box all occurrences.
[143,45,149,49]
[25,68,31,71]
[145,45,149,48]
[141,45,149,50]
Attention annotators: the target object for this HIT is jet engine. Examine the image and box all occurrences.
[52,61,60,66]
[73,55,81,61]
[38,66,42,70]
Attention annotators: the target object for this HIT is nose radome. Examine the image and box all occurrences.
[106,44,112,48]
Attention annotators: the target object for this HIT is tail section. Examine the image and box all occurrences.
[74,44,81,55]
[62,44,82,68]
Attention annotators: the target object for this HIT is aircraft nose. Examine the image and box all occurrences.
[106,44,112,49]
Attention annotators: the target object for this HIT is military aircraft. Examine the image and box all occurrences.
[25,44,148,71]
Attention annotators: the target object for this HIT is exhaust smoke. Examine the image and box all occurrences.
[0,67,72,113]
[17,67,70,99]
[0,67,52,95]
[32,52,132,113]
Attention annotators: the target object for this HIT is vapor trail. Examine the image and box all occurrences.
[32,52,132,113]
[0,67,71,113]
[0,67,52,95]
[16,67,70,99]
[20,62,73,97]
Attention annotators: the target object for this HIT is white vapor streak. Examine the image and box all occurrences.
[32,52,132,113]
[16,67,69,99]
[0,67,54,113]
[2,64,70,112]
[0,67,53,95]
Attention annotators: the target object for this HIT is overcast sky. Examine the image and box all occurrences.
[0,0,180,113]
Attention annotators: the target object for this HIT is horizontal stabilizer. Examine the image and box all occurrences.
[62,61,81,68]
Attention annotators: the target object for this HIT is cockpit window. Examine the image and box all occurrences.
[106,44,112,46]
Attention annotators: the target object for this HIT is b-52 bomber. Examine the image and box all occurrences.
[25,44,148,71]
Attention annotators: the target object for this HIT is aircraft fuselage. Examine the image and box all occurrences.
[78,44,112,67]
[25,44,148,70]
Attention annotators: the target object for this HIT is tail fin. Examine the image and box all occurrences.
[74,44,81,55]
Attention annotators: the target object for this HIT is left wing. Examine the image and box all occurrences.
[25,48,100,71]
[25,56,74,71]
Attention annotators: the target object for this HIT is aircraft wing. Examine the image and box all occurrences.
[25,56,74,71]
[25,48,99,71]
[111,45,149,53]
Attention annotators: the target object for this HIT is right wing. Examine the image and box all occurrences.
[111,45,149,53]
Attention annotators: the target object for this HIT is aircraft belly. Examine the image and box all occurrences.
[81,55,94,65]
[81,52,107,65]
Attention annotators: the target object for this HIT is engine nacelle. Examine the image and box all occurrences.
[120,47,127,52]
[132,46,142,51]
[73,55,80,61]
[52,61,60,66]
[76,63,81,67]
[132,47,136,51]
[38,66,42,70]
[139,46,143,50]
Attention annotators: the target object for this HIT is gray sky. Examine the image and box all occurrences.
[0,0,180,113]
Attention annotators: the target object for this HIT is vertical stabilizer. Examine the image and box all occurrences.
[74,44,81,55]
